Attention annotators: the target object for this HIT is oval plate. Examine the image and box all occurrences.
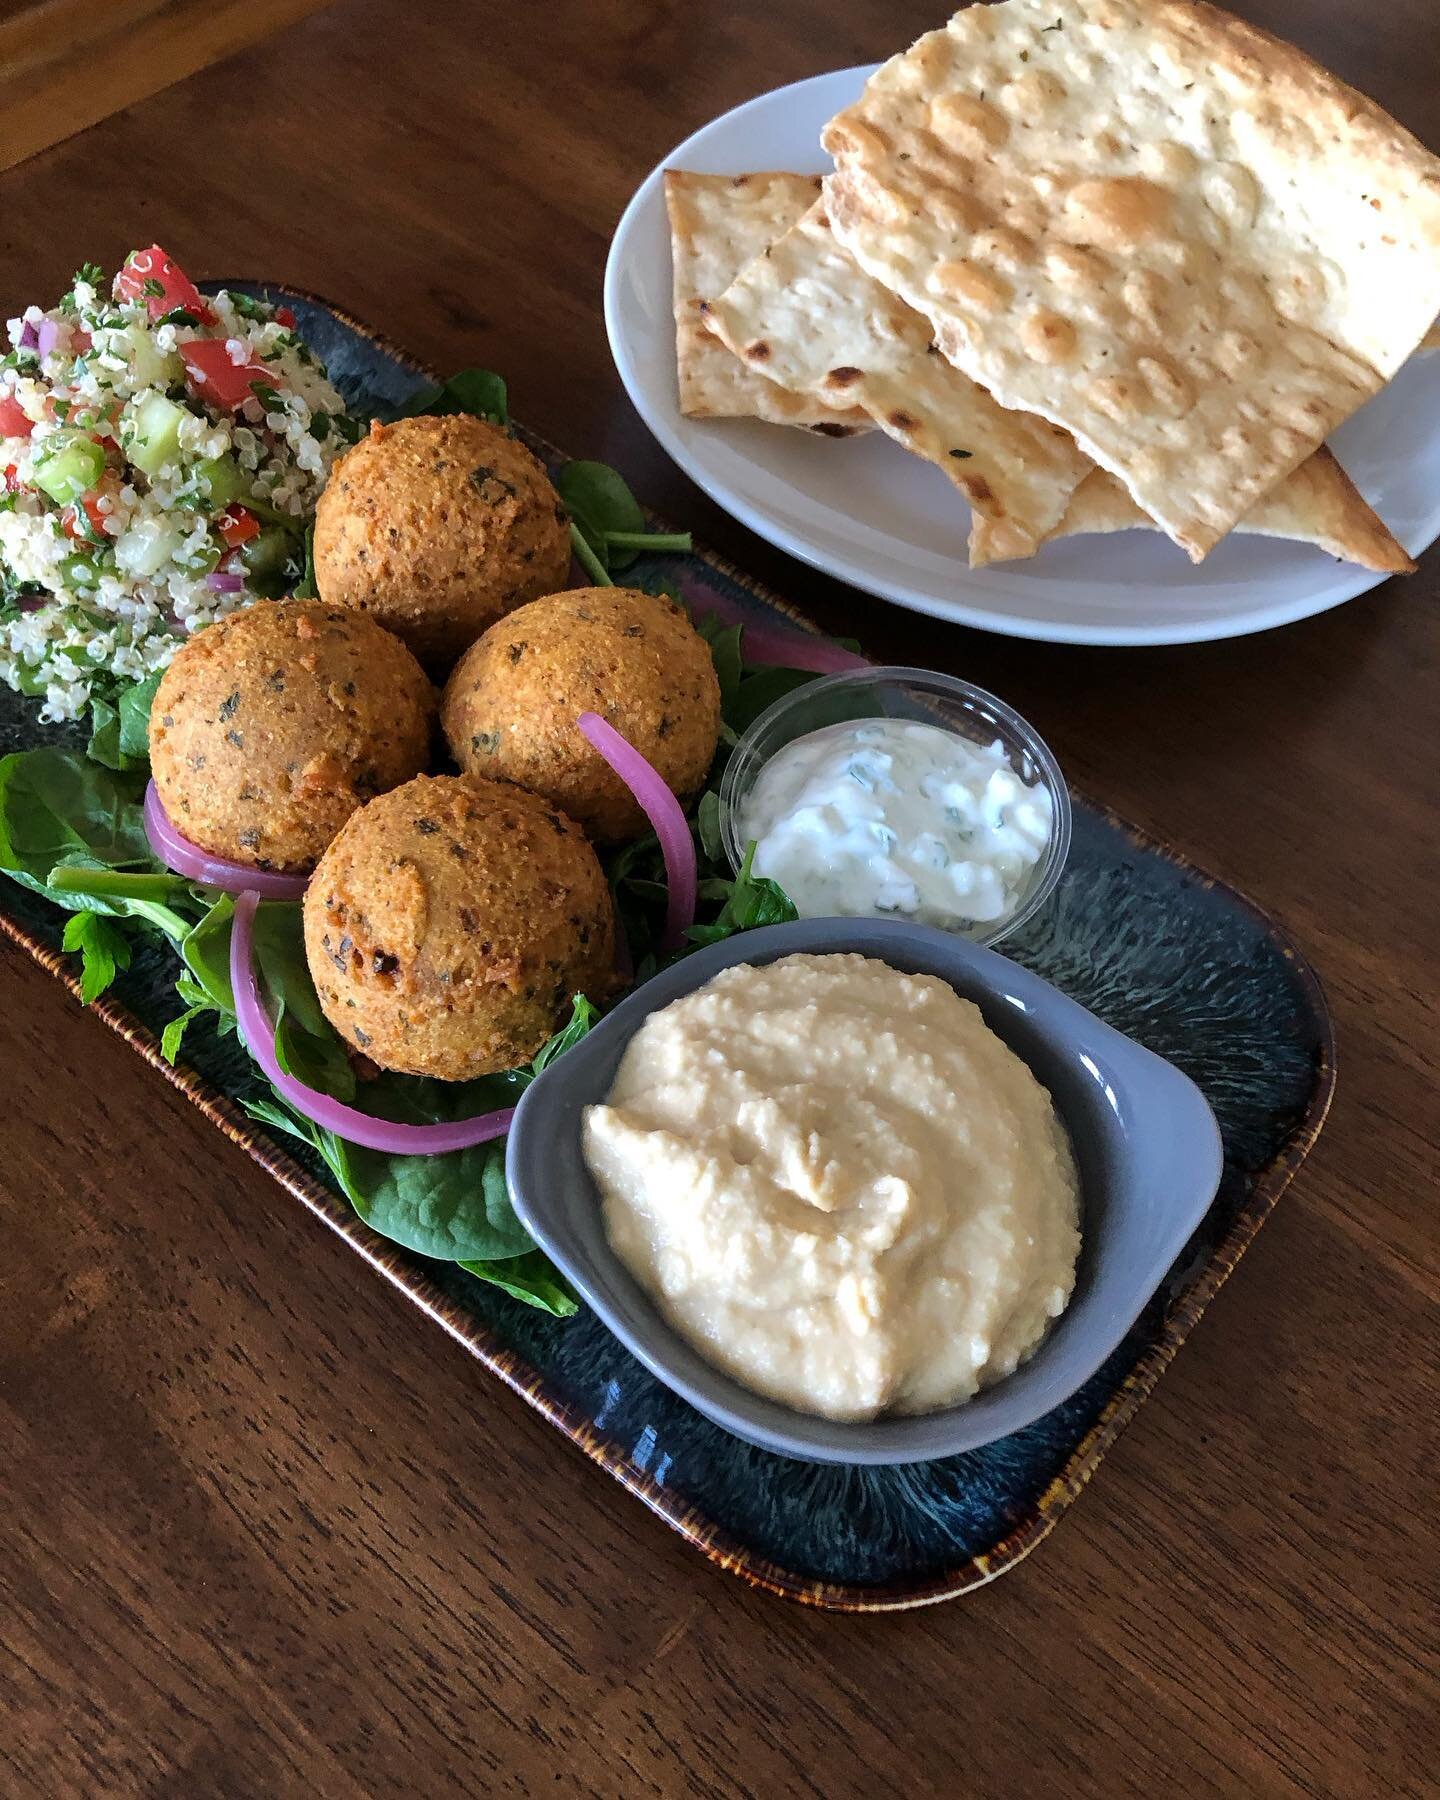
[605,65,1440,646]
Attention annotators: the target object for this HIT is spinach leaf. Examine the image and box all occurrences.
[341,1135,531,1261]
[178,892,237,1011]
[0,747,195,944]
[45,863,195,942]
[698,619,744,718]
[61,909,132,1003]
[458,1252,578,1318]
[293,522,318,599]
[180,893,355,1095]
[555,460,645,567]
[118,670,162,762]
[685,843,797,947]
[84,698,125,771]
[247,1095,530,1262]
[694,789,724,862]
[554,459,692,580]
[531,993,600,1073]
[0,748,151,897]
[727,666,818,735]
[399,368,509,425]
[239,992,600,1283]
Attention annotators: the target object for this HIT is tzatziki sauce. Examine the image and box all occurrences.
[738,718,1053,932]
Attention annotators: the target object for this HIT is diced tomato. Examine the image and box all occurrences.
[4,464,22,493]
[274,306,296,330]
[0,395,33,439]
[61,494,111,542]
[215,505,261,549]
[114,246,215,324]
[180,339,276,412]
[72,327,91,354]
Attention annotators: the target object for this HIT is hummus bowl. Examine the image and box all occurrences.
[506,918,1223,1466]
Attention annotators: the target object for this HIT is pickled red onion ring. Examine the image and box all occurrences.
[229,890,516,1154]
[577,712,696,953]
[144,781,308,899]
[679,577,869,674]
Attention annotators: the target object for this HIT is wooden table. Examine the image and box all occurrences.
[2,2,1436,1792]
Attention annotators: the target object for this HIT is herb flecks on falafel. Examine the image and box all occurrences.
[312,415,570,673]
[149,598,434,876]
[441,586,721,844]
[303,774,615,1081]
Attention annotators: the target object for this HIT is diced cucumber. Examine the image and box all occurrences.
[128,335,182,392]
[125,391,189,478]
[177,537,221,576]
[196,453,247,509]
[32,433,106,504]
[113,515,184,579]
[243,525,298,583]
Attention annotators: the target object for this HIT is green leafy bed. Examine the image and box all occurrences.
[0,373,830,1316]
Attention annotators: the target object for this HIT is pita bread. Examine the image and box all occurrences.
[705,198,1091,556]
[664,170,869,435]
[1422,321,1440,354]
[822,0,1440,559]
[970,448,1415,571]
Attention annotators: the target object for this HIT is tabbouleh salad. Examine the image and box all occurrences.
[0,247,357,723]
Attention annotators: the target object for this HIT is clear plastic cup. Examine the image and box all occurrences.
[718,665,1072,947]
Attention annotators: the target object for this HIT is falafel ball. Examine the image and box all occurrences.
[149,599,434,875]
[312,415,571,671]
[303,774,615,1080]
[440,586,722,845]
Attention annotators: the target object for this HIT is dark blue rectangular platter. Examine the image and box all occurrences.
[0,289,1334,1609]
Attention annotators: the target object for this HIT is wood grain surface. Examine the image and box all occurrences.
[1,2,1437,1794]
[0,0,333,173]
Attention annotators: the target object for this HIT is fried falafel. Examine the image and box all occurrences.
[440,586,721,844]
[148,599,434,875]
[312,415,571,671]
[303,774,614,1080]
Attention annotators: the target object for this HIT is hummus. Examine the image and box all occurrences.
[582,953,1080,1421]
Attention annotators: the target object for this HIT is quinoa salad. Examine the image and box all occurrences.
[0,248,358,722]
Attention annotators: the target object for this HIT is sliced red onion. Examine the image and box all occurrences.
[36,317,59,359]
[18,320,38,350]
[680,575,869,674]
[144,780,308,899]
[230,890,516,1155]
[206,570,245,593]
[577,712,696,952]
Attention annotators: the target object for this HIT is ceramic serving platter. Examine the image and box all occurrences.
[605,65,1440,647]
[0,288,1335,1610]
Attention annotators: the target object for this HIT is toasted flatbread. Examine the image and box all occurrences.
[705,198,1091,556]
[822,0,1440,558]
[664,170,870,435]
[971,447,1414,572]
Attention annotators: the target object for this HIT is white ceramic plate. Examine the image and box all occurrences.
[604,65,1440,647]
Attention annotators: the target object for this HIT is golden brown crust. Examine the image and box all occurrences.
[664,170,872,434]
[822,0,1440,558]
[149,600,434,874]
[704,196,1089,550]
[970,448,1414,574]
[303,774,615,1080]
[441,586,722,844]
[313,415,571,673]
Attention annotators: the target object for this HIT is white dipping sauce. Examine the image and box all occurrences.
[583,953,1081,1422]
[739,718,1053,931]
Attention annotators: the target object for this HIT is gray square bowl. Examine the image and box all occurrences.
[505,920,1223,1465]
